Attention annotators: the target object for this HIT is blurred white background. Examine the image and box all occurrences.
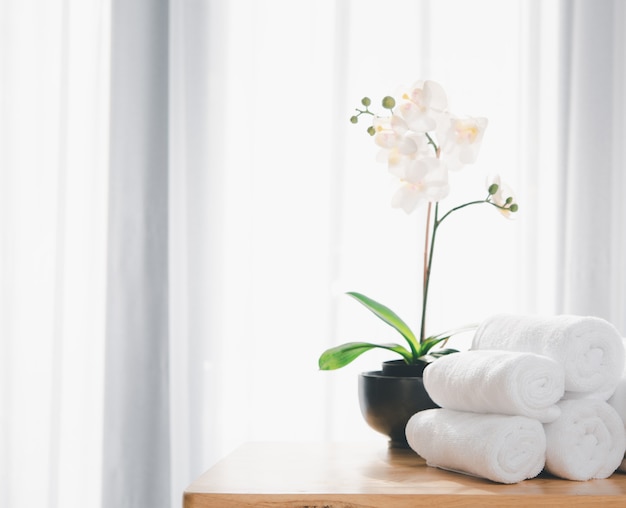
[1,1,625,507]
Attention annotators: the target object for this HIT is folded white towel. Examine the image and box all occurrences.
[607,341,626,472]
[405,408,546,484]
[423,350,564,423]
[543,399,626,480]
[471,314,625,399]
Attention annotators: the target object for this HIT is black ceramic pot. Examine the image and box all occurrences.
[358,360,438,448]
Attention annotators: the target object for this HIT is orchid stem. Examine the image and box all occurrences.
[425,132,438,152]
[420,203,432,343]
[437,198,514,227]
[419,134,441,344]
[420,202,439,343]
[437,199,486,225]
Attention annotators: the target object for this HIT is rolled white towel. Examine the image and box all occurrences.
[544,399,626,480]
[607,341,626,472]
[423,350,564,423]
[472,314,625,399]
[405,408,546,484]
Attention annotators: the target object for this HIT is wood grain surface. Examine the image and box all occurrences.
[183,441,626,507]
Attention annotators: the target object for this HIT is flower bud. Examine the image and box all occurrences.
[350,116,358,124]
[367,126,376,136]
[361,97,371,107]
[488,183,499,195]
[509,203,519,213]
[382,96,396,109]
[505,197,513,204]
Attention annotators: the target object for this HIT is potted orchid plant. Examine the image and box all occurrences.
[318,80,518,373]
[317,80,519,446]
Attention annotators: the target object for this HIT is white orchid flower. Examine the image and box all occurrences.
[487,174,517,218]
[374,116,417,154]
[374,115,431,179]
[440,116,488,171]
[391,157,450,214]
[396,80,448,133]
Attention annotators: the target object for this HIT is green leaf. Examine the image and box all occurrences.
[418,324,478,356]
[346,292,419,357]
[318,342,412,370]
[429,324,479,340]
[429,348,460,358]
[417,335,452,356]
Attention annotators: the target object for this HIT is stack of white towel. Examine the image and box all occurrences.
[405,314,626,483]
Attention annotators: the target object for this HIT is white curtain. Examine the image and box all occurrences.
[558,0,626,331]
[1,1,625,507]
[0,1,110,507]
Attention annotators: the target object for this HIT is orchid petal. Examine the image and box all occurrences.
[391,184,425,214]
[387,155,410,179]
[397,102,435,133]
[422,80,448,110]
[374,131,401,149]
[426,182,450,201]
[397,137,418,155]
[372,116,391,129]
[440,116,488,170]
[390,114,409,135]
[404,159,430,184]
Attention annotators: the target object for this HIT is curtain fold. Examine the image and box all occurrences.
[1,1,110,507]
[559,0,626,334]
[103,1,170,507]
[168,0,216,501]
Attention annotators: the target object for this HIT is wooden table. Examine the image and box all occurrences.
[183,441,626,507]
